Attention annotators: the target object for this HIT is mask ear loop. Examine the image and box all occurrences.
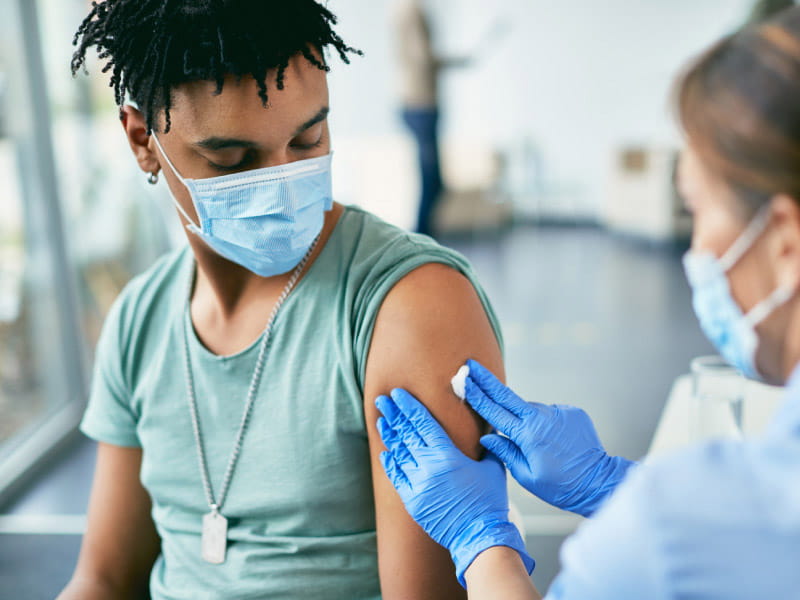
[721,206,798,327]
[151,133,202,231]
[745,285,795,327]
[719,207,772,272]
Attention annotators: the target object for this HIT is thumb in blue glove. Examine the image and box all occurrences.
[376,388,535,587]
[464,359,635,518]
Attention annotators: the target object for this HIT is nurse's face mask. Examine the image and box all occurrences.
[683,207,794,381]
[152,133,333,277]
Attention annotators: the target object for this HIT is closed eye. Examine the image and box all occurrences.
[291,137,324,151]
[206,151,255,173]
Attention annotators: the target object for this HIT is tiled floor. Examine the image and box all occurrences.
[0,224,712,597]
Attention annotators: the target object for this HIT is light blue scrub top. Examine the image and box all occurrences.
[547,368,800,599]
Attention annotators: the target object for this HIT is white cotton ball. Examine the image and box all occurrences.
[451,365,470,401]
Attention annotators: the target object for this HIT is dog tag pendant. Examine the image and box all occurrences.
[201,509,228,564]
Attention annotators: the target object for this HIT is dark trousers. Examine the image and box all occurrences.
[402,108,443,236]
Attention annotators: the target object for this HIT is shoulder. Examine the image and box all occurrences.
[370,257,496,373]
[340,206,476,296]
[359,208,498,346]
[343,207,502,380]
[97,246,190,368]
[377,262,487,335]
[342,206,458,254]
[364,258,503,458]
[107,246,191,332]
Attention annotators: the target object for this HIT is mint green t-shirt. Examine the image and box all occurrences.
[80,206,503,600]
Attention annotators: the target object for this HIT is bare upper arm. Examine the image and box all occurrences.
[62,442,160,598]
[364,263,504,599]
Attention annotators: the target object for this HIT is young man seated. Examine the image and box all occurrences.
[59,1,505,599]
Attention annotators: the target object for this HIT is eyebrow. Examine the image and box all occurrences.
[194,137,258,151]
[292,106,330,137]
[193,107,330,152]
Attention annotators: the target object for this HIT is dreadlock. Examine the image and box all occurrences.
[71,0,362,133]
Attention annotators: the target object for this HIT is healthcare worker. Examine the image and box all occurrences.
[377,7,800,599]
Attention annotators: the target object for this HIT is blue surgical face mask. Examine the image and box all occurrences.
[683,208,794,381]
[152,134,333,277]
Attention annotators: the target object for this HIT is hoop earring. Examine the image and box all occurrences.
[147,172,159,185]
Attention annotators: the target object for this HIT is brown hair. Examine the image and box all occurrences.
[677,7,800,216]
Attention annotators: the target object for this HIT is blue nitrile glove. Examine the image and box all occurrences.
[376,389,535,588]
[465,360,636,518]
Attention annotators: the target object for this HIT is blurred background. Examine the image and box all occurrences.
[0,0,774,596]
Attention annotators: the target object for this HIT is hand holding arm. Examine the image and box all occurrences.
[465,360,635,518]
[377,389,535,587]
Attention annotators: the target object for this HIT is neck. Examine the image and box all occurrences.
[188,203,344,319]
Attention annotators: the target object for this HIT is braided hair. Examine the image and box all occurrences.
[71,0,362,133]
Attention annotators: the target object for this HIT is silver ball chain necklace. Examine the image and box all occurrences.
[182,235,321,564]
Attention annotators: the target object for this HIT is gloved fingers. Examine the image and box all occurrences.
[466,360,532,418]
[464,377,521,437]
[479,445,511,480]
[377,416,417,467]
[380,450,412,495]
[377,395,428,450]
[390,388,454,449]
[376,395,404,427]
[480,434,526,472]
[555,404,596,432]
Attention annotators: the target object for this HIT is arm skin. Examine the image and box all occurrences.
[465,547,543,600]
[364,263,504,599]
[58,443,161,600]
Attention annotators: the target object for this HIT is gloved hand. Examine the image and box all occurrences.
[465,360,635,518]
[376,389,535,588]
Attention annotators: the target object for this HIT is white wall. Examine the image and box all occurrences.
[327,0,755,219]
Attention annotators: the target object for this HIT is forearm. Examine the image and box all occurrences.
[464,546,542,600]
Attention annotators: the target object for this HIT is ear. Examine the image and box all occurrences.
[768,194,800,293]
[120,105,160,177]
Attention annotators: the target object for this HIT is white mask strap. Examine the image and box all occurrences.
[745,285,795,327]
[151,133,200,230]
[719,207,771,272]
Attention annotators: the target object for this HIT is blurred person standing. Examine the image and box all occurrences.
[393,0,470,237]
[747,0,795,23]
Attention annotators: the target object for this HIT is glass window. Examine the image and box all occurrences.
[0,0,84,496]
[37,0,176,350]
[0,0,174,500]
